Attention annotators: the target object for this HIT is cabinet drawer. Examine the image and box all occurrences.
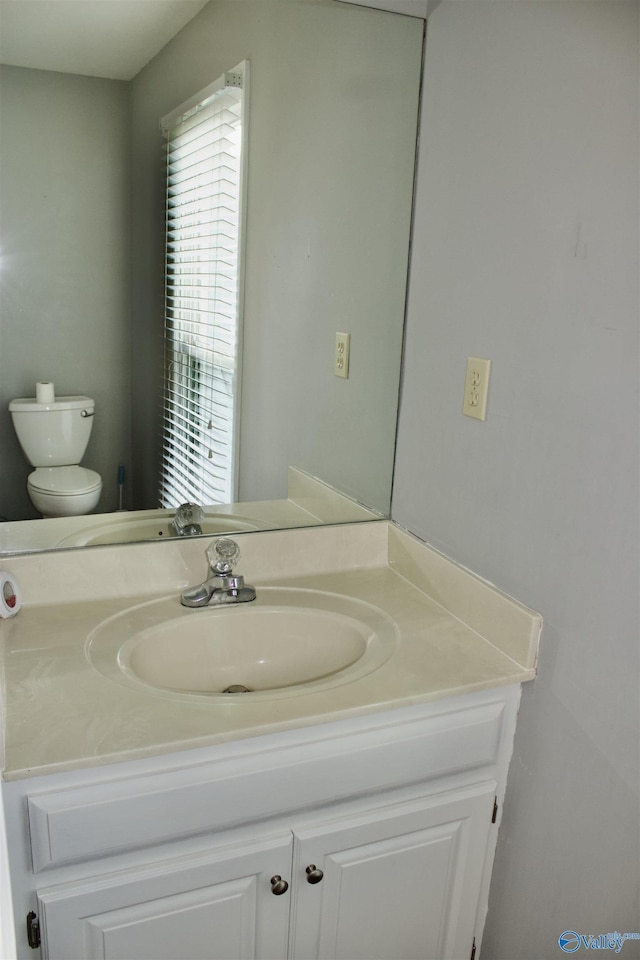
[27,697,506,871]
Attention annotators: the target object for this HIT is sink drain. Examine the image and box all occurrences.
[222,684,253,694]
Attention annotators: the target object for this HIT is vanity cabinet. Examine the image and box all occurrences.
[2,686,523,960]
[35,784,493,960]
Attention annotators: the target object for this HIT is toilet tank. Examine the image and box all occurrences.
[8,396,95,467]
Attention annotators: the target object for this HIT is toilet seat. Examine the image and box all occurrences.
[28,466,102,497]
[27,466,102,518]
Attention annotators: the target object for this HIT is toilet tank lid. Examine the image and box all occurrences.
[9,396,94,413]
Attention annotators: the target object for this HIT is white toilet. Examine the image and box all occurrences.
[9,395,102,518]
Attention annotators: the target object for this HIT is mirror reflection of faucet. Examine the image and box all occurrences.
[181,538,256,608]
[171,502,204,537]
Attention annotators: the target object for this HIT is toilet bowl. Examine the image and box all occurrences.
[27,466,102,518]
[9,394,102,519]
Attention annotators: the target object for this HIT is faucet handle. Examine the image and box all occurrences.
[173,502,204,535]
[207,538,241,574]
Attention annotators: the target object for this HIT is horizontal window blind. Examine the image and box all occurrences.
[159,65,247,509]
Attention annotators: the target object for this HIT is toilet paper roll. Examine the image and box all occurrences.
[0,572,21,618]
[36,382,55,404]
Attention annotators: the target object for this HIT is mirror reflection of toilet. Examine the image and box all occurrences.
[9,386,102,518]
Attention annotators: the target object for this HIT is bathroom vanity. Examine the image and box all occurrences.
[0,521,541,959]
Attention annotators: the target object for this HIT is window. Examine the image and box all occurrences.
[159,62,248,508]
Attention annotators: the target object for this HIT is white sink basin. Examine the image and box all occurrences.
[58,511,264,546]
[87,588,399,700]
[125,608,368,693]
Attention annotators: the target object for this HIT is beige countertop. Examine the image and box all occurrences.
[0,522,541,780]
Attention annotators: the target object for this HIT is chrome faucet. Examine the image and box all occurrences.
[180,538,256,608]
[171,502,204,537]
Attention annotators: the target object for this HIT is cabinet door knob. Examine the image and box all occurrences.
[270,875,289,895]
[305,864,324,884]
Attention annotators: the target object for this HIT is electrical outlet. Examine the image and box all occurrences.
[335,332,350,379]
[462,357,490,420]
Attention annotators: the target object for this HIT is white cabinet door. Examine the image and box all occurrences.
[289,784,495,960]
[37,834,293,960]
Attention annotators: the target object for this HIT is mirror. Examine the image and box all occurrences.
[0,0,424,553]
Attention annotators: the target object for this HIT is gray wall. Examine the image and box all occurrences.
[392,1,639,955]
[0,66,131,518]
[129,0,422,512]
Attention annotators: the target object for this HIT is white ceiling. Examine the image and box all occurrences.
[0,0,436,82]
[0,0,211,81]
